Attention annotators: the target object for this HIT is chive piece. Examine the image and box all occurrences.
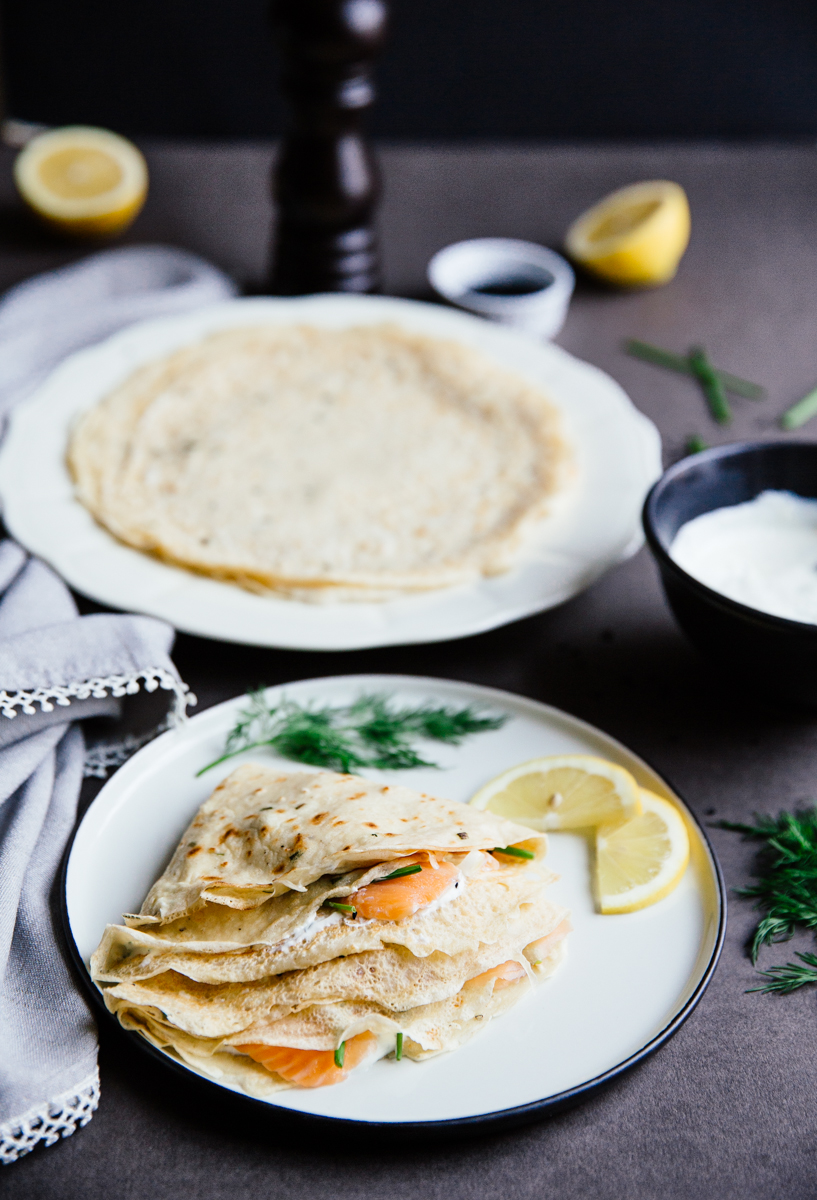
[334,1041,346,1069]
[395,1032,403,1061]
[685,434,708,455]
[713,369,766,401]
[325,901,356,915]
[624,339,765,399]
[626,339,691,374]
[688,346,732,425]
[494,845,535,859]
[381,863,423,881]
[781,387,817,430]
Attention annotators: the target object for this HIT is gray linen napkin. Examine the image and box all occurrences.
[0,245,235,1164]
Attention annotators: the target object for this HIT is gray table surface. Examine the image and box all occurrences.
[4,141,817,1199]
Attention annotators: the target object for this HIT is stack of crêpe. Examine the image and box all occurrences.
[68,324,568,602]
[91,765,571,1093]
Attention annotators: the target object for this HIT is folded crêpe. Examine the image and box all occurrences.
[68,323,569,601]
[92,766,571,1095]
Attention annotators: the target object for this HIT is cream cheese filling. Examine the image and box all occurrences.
[271,866,468,953]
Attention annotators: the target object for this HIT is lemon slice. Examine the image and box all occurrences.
[596,789,690,913]
[564,180,690,287]
[14,126,148,237]
[469,754,642,831]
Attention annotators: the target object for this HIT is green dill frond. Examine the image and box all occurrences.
[410,703,507,743]
[717,807,817,984]
[197,690,508,776]
[368,744,436,771]
[350,694,420,751]
[747,951,817,994]
[269,710,368,774]
[222,687,273,754]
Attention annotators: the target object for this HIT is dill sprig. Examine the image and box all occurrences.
[748,952,817,995]
[198,689,507,776]
[717,807,817,991]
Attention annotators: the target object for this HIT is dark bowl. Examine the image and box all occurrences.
[643,440,817,708]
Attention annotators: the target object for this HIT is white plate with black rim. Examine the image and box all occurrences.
[64,674,724,1133]
[0,294,660,651]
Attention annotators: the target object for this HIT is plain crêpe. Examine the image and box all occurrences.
[68,323,569,601]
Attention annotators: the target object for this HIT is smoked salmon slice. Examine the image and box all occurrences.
[468,959,527,991]
[525,918,572,964]
[349,854,459,921]
[237,1031,378,1087]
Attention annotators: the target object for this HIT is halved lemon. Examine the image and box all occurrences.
[469,754,642,831]
[564,180,690,287]
[14,125,148,237]
[595,789,690,914]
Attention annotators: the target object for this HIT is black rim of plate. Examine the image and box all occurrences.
[60,678,727,1138]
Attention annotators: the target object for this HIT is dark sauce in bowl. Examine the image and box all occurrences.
[470,269,554,297]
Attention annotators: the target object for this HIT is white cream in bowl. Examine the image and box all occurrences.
[670,490,817,624]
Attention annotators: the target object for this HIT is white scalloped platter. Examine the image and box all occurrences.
[0,295,660,650]
[64,675,724,1131]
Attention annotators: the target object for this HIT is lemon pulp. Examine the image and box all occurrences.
[38,147,124,200]
[595,789,690,913]
[14,126,148,237]
[469,754,642,831]
[587,199,661,242]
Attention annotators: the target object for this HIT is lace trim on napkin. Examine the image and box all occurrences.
[0,667,196,723]
[0,1068,100,1165]
[83,712,174,779]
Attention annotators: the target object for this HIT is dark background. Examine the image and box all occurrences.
[2,0,817,140]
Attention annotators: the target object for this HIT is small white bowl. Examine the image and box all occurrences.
[428,238,575,340]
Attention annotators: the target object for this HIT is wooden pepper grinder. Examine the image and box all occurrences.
[269,0,388,295]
